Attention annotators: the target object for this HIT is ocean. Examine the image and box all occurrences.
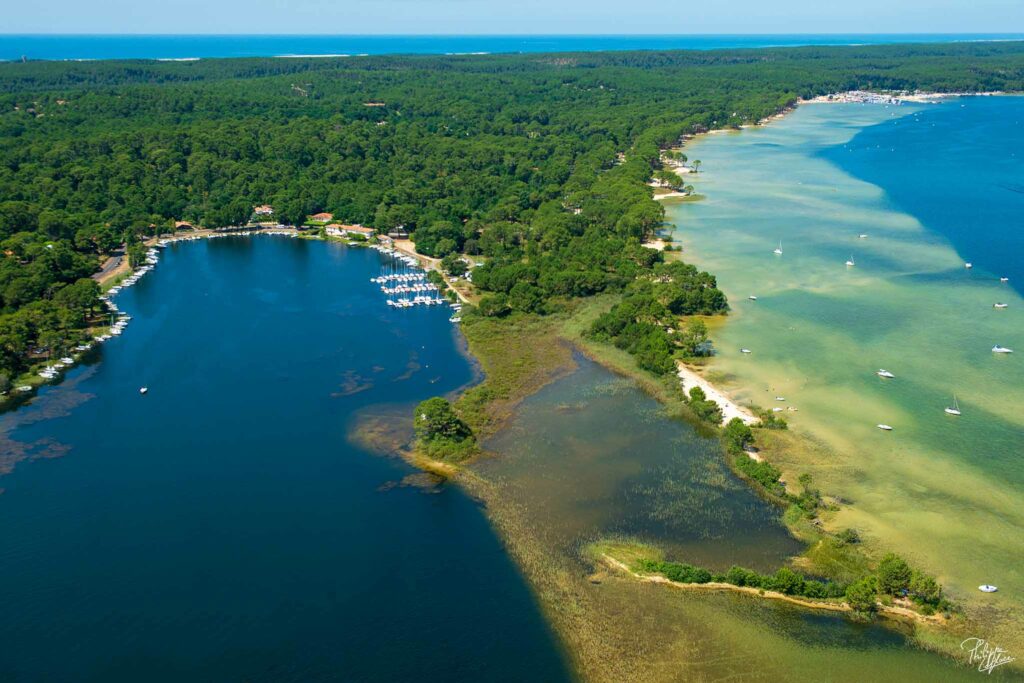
[2,33,1024,61]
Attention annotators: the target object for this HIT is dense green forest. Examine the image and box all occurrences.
[1,42,1024,385]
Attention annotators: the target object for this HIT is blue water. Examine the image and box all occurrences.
[0,236,570,682]
[3,34,1023,61]
[822,96,1024,298]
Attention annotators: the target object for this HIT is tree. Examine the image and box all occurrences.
[908,570,942,605]
[414,397,471,442]
[845,576,878,617]
[723,418,753,452]
[440,253,468,277]
[477,294,511,317]
[677,318,710,356]
[770,567,805,595]
[876,553,913,596]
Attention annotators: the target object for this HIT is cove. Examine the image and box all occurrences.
[472,355,985,681]
[0,236,569,682]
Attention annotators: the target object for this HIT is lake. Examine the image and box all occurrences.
[0,236,570,682]
[669,97,1024,658]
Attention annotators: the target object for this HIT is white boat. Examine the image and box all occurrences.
[1000,277,1009,282]
[139,387,148,394]
[944,394,961,416]
[775,396,786,401]
[965,262,973,269]
[994,303,1008,309]
[979,585,999,593]
[740,348,752,354]
[877,424,893,431]
[876,369,895,379]
[17,385,32,392]
[772,407,784,412]
[845,256,855,267]
[748,295,758,301]
[858,234,868,239]
[992,345,1014,354]
[773,240,783,255]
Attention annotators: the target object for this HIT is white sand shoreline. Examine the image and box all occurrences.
[676,362,758,426]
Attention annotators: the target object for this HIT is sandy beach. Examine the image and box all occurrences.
[676,361,758,426]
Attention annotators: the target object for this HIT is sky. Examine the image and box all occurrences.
[3,0,1022,35]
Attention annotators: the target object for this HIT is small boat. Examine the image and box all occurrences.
[945,394,961,416]
[877,424,893,431]
[965,262,973,269]
[992,345,1014,354]
[740,348,752,354]
[1000,277,1009,282]
[979,585,999,593]
[994,303,1008,309]
[748,295,758,301]
[877,369,895,379]
[772,407,784,412]
[773,240,783,255]
[858,234,868,239]
[17,385,32,392]
[139,387,148,394]
[845,256,855,267]
[775,396,786,402]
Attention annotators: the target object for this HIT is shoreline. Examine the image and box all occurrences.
[598,553,947,627]
[676,361,758,426]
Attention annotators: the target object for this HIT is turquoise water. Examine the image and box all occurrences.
[3,34,1023,61]
[669,98,1024,653]
[0,236,570,681]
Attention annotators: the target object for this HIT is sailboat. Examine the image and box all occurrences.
[845,255,855,267]
[944,394,961,416]
[773,240,783,255]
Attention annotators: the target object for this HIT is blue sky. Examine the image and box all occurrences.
[4,0,1022,34]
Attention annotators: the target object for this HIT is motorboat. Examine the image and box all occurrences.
[877,424,893,431]
[965,262,973,269]
[748,295,758,301]
[876,369,895,379]
[994,303,1008,309]
[740,348,752,354]
[992,345,1014,354]
[979,585,998,593]
[139,387,148,395]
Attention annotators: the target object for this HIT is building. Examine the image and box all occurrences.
[387,227,410,240]
[174,220,195,231]
[308,212,333,222]
[326,224,375,239]
[253,204,274,216]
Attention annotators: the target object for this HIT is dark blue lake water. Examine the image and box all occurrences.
[3,34,1022,61]
[0,236,569,682]
[822,96,1024,297]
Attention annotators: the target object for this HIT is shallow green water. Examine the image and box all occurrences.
[480,356,995,680]
[668,100,1024,651]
